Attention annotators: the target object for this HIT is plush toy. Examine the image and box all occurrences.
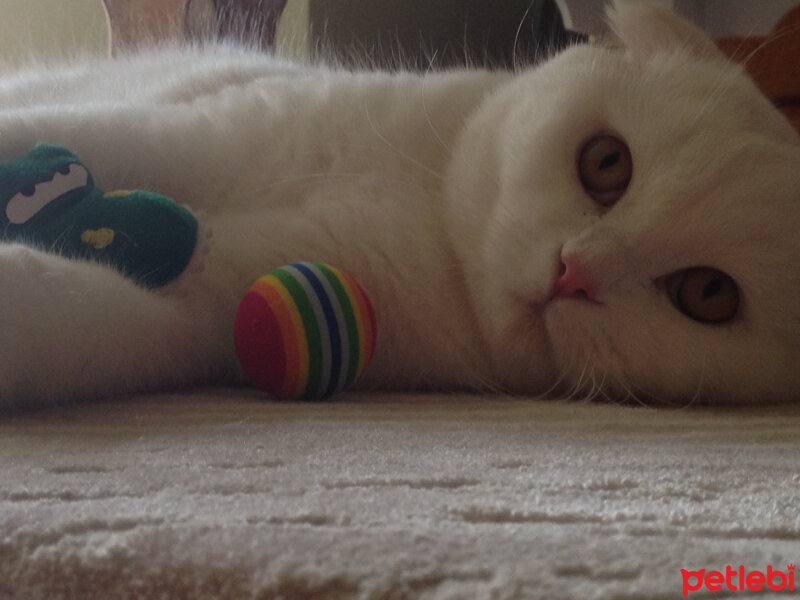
[234,262,377,401]
[0,143,197,288]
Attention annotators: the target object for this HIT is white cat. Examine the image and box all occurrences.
[0,0,798,408]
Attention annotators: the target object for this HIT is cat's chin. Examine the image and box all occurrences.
[539,302,761,406]
[536,301,676,405]
[492,292,611,399]
[476,292,554,395]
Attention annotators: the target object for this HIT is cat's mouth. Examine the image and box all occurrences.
[5,163,89,225]
[544,289,603,306]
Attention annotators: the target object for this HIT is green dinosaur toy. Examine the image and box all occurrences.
[0,143,197,288]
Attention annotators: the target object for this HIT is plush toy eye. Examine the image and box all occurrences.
[578,134,633,206]
[19,184,36,197]
[666,267,739,324]
[57,164,71,175]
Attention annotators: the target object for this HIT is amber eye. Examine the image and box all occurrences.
[578,134,633,206]
[666,267,740,324]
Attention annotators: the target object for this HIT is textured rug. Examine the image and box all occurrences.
[2,392,799,599]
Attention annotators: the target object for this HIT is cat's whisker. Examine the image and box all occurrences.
[249,170,433,208]
[586,370,602,403]
[568,359,594,402]
[511,2,535,72]
[578,365,596,402]
[682,354,708,409]
[424,48,440,74]
[420,69,454,154]
[619,382,651,408]
[691,19,800,128]
[362,102,448,184]
[539,364,572,400]
[688,64,742,130]
[594,370,616,404]
[736,20,800,71]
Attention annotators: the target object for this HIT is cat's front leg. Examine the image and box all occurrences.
[0,244,231,409]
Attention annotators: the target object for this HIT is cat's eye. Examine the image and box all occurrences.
[665,267,739,324]
[578,134,633,206]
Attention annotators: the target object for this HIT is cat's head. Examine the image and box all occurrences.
[447,0,800,404]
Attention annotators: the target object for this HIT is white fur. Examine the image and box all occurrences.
[0,0,798,408]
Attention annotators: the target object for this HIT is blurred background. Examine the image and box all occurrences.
[0,0,797,69]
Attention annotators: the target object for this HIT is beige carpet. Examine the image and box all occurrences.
[2,392,799,599]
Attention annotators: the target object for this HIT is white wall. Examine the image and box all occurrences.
[0,0,309,67]
[0,0,110,68]
[277,0,310,59]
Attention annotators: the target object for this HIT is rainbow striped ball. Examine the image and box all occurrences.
[234,262,377,400]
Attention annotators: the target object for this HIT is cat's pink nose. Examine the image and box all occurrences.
[549,254,597,302]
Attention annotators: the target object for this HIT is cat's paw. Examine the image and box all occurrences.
[0,244,81,406]
[0,244,169,407]
[0,241,226,409]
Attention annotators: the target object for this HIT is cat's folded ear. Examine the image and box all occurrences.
[606,0,727,62]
